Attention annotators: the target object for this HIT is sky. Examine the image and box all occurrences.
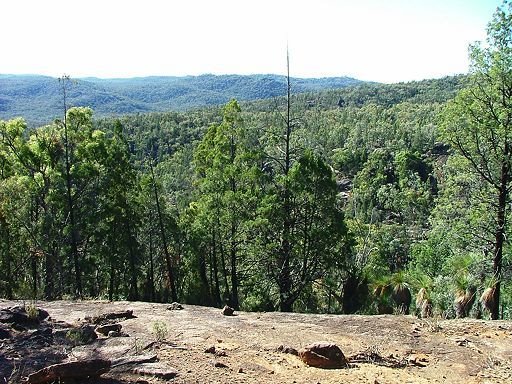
[0,0,503,83]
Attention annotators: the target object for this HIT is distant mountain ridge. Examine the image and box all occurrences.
[0,74,364,126]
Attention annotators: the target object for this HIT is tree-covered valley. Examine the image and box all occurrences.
[1,4,511,322]
[0,74,362,127]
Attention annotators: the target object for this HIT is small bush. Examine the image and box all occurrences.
[152,321,168,343]
[25,303,38,320]
[66,325,97,345]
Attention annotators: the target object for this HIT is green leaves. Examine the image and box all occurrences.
[435,1,512,319]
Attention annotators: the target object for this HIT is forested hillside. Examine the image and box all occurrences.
[1,5,511,321]
[0,74,362,126]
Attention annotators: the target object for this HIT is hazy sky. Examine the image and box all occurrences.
[1,0,503,83]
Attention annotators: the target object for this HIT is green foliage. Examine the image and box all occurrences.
[438,1,512,319]
[65,326,96,346]
[24,303,38,320]
[152,321,168,343]
[2,29,511,319]
[0,74,363,126]
[430,275,456,318]
[409,236,450,280]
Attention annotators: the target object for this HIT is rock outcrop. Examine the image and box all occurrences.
[299,342,348,369]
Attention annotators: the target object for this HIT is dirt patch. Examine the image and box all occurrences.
[1,299,511,383]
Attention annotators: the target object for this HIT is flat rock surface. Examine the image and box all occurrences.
[1,299,511,383]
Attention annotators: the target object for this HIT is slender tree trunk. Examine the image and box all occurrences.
[229,134,240,310]
[43,204,54,300]
[109,260,115,302]
[211,228,222,307]
[6,236,13,300]
[278,240,292,311]
[198,246,210,305]
[56,239,64,298]
[148,227,155,302]
[128,240,138,301]
[30,204,39,299]
[230,221,239,310]
[60,76,82,298]
[1,219,13,299]
[149,161,177,302]
[491,157,509,319]
[67,189,81,297]
[217,225,231,302]
[108,223,116,301]
[278,49,293,312]
[44,249,55,300]
[127,222,139,301]
[31,250,37,299]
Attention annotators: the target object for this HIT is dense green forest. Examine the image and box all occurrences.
[0,74,362,126]
[1,3,511,320]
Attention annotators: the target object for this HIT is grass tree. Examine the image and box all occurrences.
[440,1,512,319]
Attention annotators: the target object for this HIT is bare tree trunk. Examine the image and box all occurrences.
[230,221,239,310]
[43,203,55,300]
[211,228,222,307]
[148,227,155,302]
[278,49,293,312]
[31,250,37,299]
[44,249,55,300]
[229,134,240,310]
[108,261,115,301]
[108,222,116,301]
[1,219,13,299]
[491,157,509,319]
[198,243,211,305]
[149,161,177,302]
[59,75,82,298]
[217,224,231,303]
[127,222,139,301]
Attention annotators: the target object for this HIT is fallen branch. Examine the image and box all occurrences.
[348,351,408,368]
[88,310,136,324]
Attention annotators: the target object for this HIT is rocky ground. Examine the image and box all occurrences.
[1,299,512,383]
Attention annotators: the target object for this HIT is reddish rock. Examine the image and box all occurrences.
[213,361,229,368]
[221,305,234,316]
[204,346,216,354]
[299,342,348,369]
[27,359,111,383]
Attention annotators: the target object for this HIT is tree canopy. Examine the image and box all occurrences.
[1,3,511,319]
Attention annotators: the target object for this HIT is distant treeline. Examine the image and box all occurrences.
[0,73,362,126]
